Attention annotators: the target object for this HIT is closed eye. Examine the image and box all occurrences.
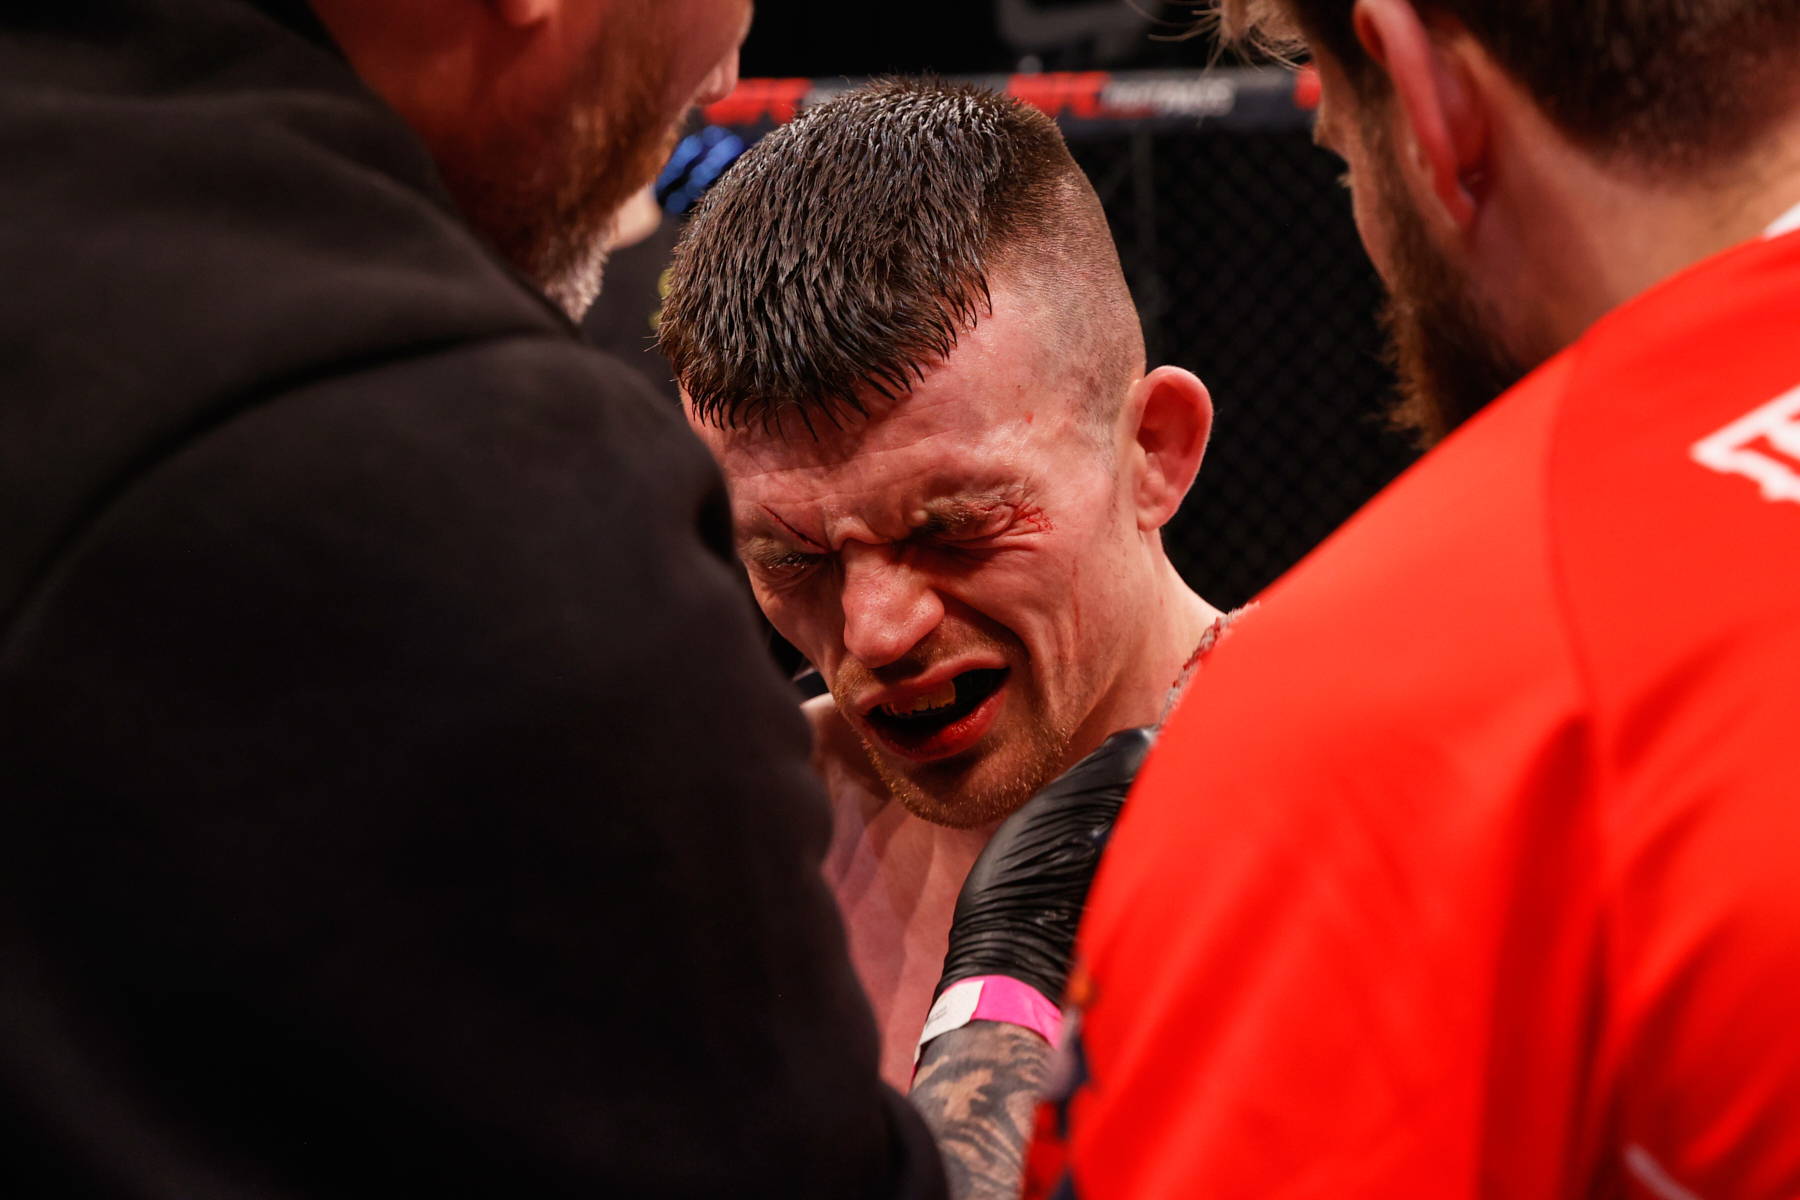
[765,550,824,573]
[912,500,1028,547]
[742,543,827,581]
[918,528,1011,555]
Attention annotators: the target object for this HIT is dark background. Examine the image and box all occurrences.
[703,1,1417,612]
[740,0,1223,77]
[1066,126,1415,609]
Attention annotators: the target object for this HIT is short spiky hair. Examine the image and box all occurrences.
[658,79,1139,433]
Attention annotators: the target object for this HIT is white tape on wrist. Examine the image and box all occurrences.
[914,976,1064,1066]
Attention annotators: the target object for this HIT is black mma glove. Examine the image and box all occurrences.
[934,726,1155,1006]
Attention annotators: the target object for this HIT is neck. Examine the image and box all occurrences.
[1069,555,1221,764]
[1482,103,1800,367]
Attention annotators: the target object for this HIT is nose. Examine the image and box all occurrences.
[694,47,740,108]
[839,542,945,670]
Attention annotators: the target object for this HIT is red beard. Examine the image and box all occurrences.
[431,1,683,317]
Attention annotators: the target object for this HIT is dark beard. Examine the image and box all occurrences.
[433,6,680,319]
[1371,139,1527,447]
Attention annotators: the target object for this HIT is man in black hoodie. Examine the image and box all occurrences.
[0,3,1116,1198]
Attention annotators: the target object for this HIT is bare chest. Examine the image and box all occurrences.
[820,774,988,1091]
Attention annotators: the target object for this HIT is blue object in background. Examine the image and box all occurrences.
[655,127,747,216]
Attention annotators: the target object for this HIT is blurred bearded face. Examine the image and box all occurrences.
[1365,120,1526,443]
[1316,54,1525,445]
[433,0,748,319]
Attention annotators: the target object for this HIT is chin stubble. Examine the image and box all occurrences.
[541,240,612,322]
[840,692,1076,831]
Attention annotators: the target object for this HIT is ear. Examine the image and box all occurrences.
[1351,0,1486,235]
[492,0,558,28]
[1124,366,1213,533]
[694,46,742,107]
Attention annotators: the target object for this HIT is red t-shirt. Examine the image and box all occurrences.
[1062,226,1800,1199]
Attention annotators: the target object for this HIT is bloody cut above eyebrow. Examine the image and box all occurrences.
[758,505,828,549]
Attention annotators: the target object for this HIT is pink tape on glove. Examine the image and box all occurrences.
[915,975,1063,1066]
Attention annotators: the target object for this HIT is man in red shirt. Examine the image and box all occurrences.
[1056,2,1800,1198]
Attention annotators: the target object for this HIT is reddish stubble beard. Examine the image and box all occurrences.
[1367,119,1527,445]
[830,626,1085,831]
[434,2,683,319]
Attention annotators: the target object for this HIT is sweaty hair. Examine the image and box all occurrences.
[658,78,1143,433]
[1215,0,1800,175]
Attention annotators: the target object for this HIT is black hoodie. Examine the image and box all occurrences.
[0,3,942,1196]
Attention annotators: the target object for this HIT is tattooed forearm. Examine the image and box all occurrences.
[909,1021,1053,1200]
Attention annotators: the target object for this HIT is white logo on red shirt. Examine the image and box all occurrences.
[1691,383,1800,503]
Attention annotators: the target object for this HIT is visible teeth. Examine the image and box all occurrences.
[882,680,957,718]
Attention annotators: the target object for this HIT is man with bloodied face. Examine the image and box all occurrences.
[659,80,1234,1088]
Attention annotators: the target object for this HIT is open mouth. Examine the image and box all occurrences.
[864,668,1008,757]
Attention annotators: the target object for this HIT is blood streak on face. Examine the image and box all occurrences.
[695,279,1145,829]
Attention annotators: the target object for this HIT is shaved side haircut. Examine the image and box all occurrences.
[658,78,1143,434]
[1216,0,1800,176]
